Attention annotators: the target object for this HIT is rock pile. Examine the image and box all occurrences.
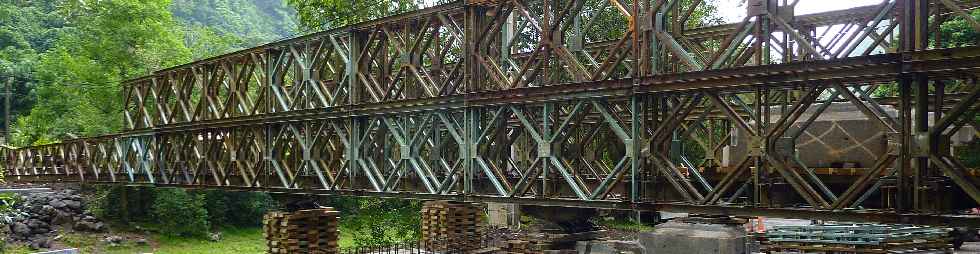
[4,190,105,248]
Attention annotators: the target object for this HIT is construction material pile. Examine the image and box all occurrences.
[500,239,548,254]
[420,201,483,251]
[763,223,951,253]
[263,208,340,254]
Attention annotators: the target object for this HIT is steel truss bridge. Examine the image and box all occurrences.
[4,0,980,226]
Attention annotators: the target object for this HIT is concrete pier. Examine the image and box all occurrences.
[639,218,747,254]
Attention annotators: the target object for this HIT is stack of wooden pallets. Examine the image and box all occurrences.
[763,223,952,253]
[263,208,340,254]
[420,201,483,251]
[500,239,543,254]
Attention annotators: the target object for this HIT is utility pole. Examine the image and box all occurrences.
[3,77,10,144]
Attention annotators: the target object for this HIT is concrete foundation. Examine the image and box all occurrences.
[638,219,747,254]
[488,202,520,228]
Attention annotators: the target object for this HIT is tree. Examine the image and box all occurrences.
[937,9,980,47]
[10,0,192,145]
[0,0,69,136]
[287,0,429,30]
[170,0,299,47]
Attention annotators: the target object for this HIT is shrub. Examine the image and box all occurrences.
[152,188,210,237]
[201,190,275,227]
[87,185,155,224]
[330,197,421,247]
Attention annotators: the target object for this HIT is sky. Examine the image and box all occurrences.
[714,0,886,23]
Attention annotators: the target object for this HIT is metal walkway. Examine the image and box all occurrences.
[4,0,980,226]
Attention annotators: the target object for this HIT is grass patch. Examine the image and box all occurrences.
[105,227,265,254]
[3,219,411,253]
[1,244,35,254]
[596,218,654,232]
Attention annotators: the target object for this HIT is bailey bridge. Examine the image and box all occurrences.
[4,0,980,226]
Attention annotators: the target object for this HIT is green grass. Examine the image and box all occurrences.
[2,223,409,253]
[105,227,266,254]
[596,218,655,232]
[1,244,35,254]
[2,227,267,254]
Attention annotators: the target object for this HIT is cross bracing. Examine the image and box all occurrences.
[4,0,980,226]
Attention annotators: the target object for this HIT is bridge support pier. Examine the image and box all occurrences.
[487,202,521,228]
[638,217,747,254]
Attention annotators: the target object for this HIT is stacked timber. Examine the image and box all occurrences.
[420,201,484,251]
[263,208,340,254]
[763,223,952,253]
[500,239,544,254]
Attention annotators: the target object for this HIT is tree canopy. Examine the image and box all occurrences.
[4,0,299,146]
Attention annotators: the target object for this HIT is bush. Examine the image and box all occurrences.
[88,185,155,223]
[202,190,275,227]
[329,197,421,247]
[87,185,276,236]
[152,188,210,237]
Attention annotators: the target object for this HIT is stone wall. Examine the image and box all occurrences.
[3,190,104,249]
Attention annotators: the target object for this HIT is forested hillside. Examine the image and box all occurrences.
[171,0,297,47]
[0,0,297,146]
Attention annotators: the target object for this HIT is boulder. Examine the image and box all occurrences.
[49,199,67,209]
[103,235,124,247]
[74,220,104,232]
[64,200,82,211]
[52,210,74,225]
[12,222,31,236]
[29,236,52,249]
[209,232,223,242]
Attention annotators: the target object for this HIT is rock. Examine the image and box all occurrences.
[31,226,49,234]
[29,236,52,249]
[103,235,125,246]
[74,220,104,232]
[27,219,49,230]
[52,210,74,225]
[12,222,31,236]
[135,238,149,245]
[64,200,82,210]
[209,232,222,242]
[41,205,56,215]
[49,199,67,209]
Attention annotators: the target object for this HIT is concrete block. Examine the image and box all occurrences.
[487,202,520,228]
[639,221,746,254]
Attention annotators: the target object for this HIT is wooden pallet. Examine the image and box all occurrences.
[420,201,484,251]
[500,239,545,254]
[264,208,341,254]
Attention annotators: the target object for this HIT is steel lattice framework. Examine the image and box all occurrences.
[4,0,980,226]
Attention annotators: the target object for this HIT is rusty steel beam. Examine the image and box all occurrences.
[4,0,980,225]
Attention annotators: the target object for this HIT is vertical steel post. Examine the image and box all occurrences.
[463,5,486,194]
[899,0,929,211]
